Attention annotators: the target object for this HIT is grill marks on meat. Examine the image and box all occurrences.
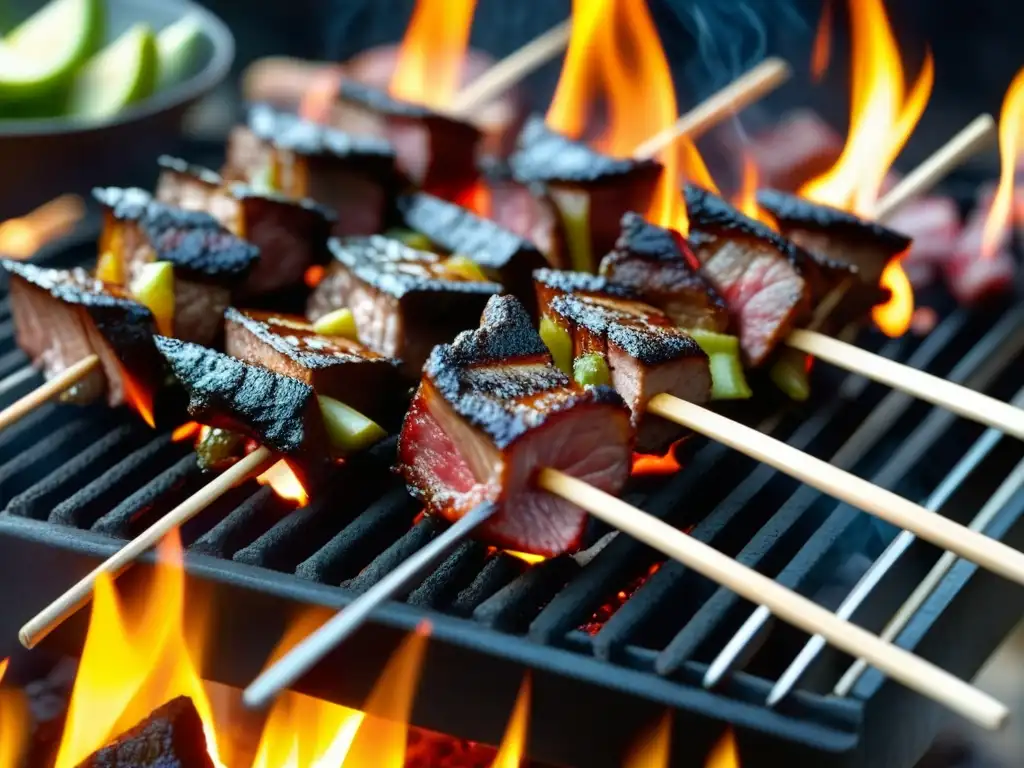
[537,280,710,453]
[156,156,335,297]
[331,81,481,200]
[601,212,730,332]
[4,261,163,408]
[222,104,398,237]
[684,185,810,366]
[155,336,327,457]
[224,307,405,430]
[398,295,633,556]
[307,235,501,377]
[509,117,663,273]
[95,187,260,346]
[395,192,548,315]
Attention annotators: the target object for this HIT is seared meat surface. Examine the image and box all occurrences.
[509,117,662,273]
[600,212,730,332]
[307,235,501,377]
[397,296,633,556]
[222,104,398,236]
[539,283,710,452]
[4,261,163,408]
[684,185,811,366]
[157,156,335,297]
[395,192,548,315]
[224,307,405,429]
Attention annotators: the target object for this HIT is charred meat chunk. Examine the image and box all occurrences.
[330,80,481,200]
[224,307,405,430]
[4,261,163,408]
[600,212,730,332]
[307,235,501,377]
[684,184,811,366]
[157,156,335,297]
[509,116,662,273]
[397,295,633,556]
[74,696,215,768]
[222,103,398,236]
[394,192,548,315]
[539,286,710,453]
[94,187,260,347]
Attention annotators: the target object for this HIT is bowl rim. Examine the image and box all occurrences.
[0,0,235,136]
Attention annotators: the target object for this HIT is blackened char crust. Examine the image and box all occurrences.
[154,336,323,456]
[337,81,481,137]
[93,187,260,282]
[156,155,223,187]
[533,267,634,299]
[248,102,396,162]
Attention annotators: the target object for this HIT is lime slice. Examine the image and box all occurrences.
[156,13,204,89]
[130,260,175,336]
[312,307,359,341]
[0,0,104,101]
[318,395,387,456]
[67,22,158,120]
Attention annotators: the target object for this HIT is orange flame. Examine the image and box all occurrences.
[0,659,6,687]
[389,0,478,109]
[0,194,85,260]
[0,662,29,768]
[121,367,156,429]
[732,154,777,229]
[982,67,1024,260]
[172,421,202,442]
[811,0,833,82]
[504,550,547,565]
[706,728,740,768]
[632,438,685,476]
[798,0,931,338]
[625,711,671,767]
[258,460,310,507]
[304,264,326,289]
[53,528,226,768]
[491,675,531,767]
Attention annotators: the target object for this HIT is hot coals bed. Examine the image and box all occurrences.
[0,233,1023,768]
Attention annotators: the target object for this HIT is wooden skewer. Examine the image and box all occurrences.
[241,468,1007,729]
[0,355,98,432]
[448,20,571,116]
[648,394,1024,587]
[633,57,792,160]
[18,445,275,649]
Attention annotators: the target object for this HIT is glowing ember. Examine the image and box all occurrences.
[121,367,156,429]
[172,421,202,442]
[580,562,662,634]
[632,439,684,476]
[811,0,833,82]
[0,659,6,687]
[624,711,671,767]
[453,179,493,219]
[798,0,931,338]
[504,550,547,565]
[53,529,226,768]
[491,675,531,768]
[705,727,740,768]
[732,154,777,230]
[257,460,310,507]
[982,66,1024,260]
[389,0,477,109]
[304,264,326,289]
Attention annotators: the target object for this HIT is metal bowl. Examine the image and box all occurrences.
[0,0,234,219]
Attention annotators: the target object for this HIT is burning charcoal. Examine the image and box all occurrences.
[307,235,501,377]
[93,187,260,347]
[684,185,811,366]
[397,295,633,556]
[156,156,335,298]
[222,103,399,236]
[224,307,406,430]
[4,261,164,409]
[600,212,730,332]
[394,192,548,315]
[74,696,215,768]
[509,116,662,274]
[329,80,482,200]
[540,290,710,453]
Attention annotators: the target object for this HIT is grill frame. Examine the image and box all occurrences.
[0,230,1022,767]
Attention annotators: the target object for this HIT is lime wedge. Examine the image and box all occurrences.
[318,396,387,456]
[130,260,175,336]
[312,307,359,341]
[67,22,158,120]
[0,0,104,101]
[156,13,204,89]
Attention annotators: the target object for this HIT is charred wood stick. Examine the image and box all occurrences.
[0,355,99,431]
[19,446,274,649]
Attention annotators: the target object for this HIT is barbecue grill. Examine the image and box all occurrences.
[0,226,1023,768]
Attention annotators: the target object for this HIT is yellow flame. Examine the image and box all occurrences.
[624,710,672,767]
[491,675,531,768]
[504,550,547,565]
[258,460,310,507]
[0,660,29,768]
[732,154,777,229]
[53,528,225,767]
[389,0,478,109]
[705,728,740,768]
[982,66,1024,260]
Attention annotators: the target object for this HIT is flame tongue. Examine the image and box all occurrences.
[491,676,531,768]
[257,460,309,507]
[982,67,1024,260]
[625,711,672,767]
[732,154,777,230]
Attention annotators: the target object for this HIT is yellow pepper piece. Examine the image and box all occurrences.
[130,260,174,336]
[311,307,359,341]
[443,254,489,283]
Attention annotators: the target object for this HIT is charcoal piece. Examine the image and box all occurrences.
[472,555,580,633]
[295,485,418,584]
[49,435,189,529]
[0,419,95,505]
[341,516,446,595]
[5,423,147,520]
[91,454,204,537]
[74,696,215,768]
[189,486,289,558]
[406,539,491,609]
[394,192,547,315]
[449,554,527,617]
